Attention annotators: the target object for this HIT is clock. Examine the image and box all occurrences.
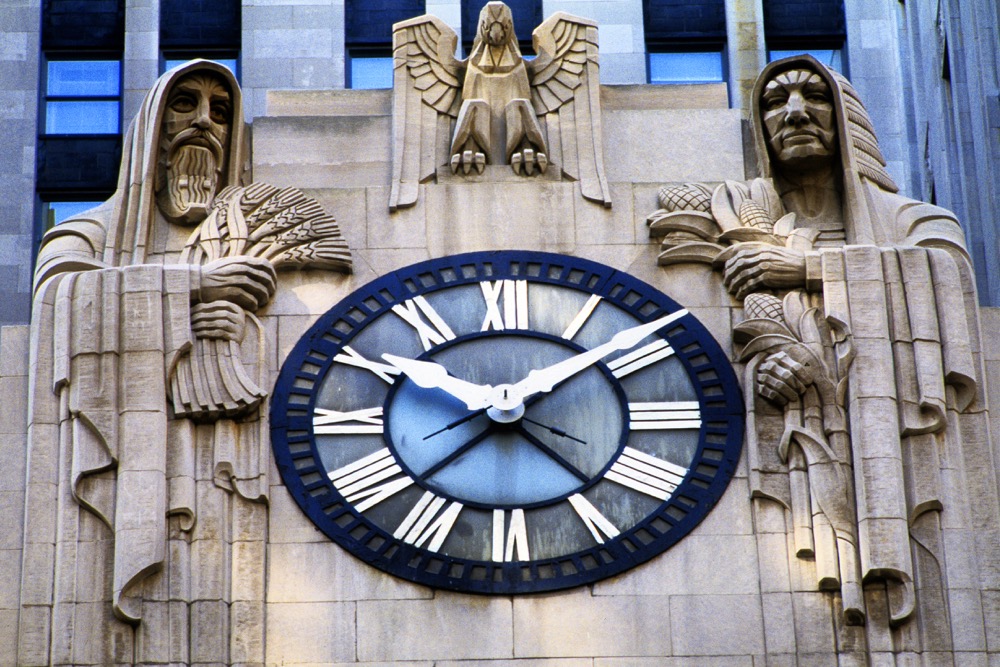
[270,251,743,593]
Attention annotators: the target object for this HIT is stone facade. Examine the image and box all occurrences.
[1,5,1000,666]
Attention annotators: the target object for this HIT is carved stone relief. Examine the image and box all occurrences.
[19,60,350,665]
[389,1,611,210]
[648,55,992,653]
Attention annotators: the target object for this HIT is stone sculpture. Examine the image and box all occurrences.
[20,60,350,665]
[648,55,992,650]
[389,1,611,210]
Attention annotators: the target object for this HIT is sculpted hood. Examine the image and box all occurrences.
[750,55,900,244]
[103,59,245,266]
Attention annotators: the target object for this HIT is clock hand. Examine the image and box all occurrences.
[420,426,494,479]
[510,309,689,400]
[382,353,493,411]
[514,424,589,482]
[521,417,586,444]
[423,408,488,440]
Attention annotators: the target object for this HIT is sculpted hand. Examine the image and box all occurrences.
[510,310,689,400]
[191,301,245,341]
[757,351,813,406]
[382,353,493,411]
[199,256,277,311]
[723,245,806,301]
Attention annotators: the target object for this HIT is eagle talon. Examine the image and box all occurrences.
[510,149,547,177]
[451,150,487,175]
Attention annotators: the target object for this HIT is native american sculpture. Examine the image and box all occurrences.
[389,1,611,210]
[648,56,991,650]
[21,60,350,664]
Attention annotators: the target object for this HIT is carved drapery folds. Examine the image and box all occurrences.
[648,55,993,651]
[20,61,351,665]
[389,1,610,210]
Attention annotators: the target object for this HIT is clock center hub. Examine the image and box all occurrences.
[486,384,525,423]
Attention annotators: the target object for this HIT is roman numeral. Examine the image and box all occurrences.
[628,401,702,430]
[328,448,415,512]
[492,509,530,562]
[606,338,675,378]
[392,296,457,351]
[314,407,384,434]
[334,345,401,384]
[561,294,602,339]
[568,494,620,544]
[480,280,529,331]
[393,491,463,552]
[605,447,688,501]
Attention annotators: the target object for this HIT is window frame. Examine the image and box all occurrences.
[41,55,123,136]
[646,41,728,85]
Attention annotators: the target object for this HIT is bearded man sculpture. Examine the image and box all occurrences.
[649,55,993,653]
[20,60,350,665]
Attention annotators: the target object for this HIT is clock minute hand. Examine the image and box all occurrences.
[511,310,689,398]
[382,353,493,411]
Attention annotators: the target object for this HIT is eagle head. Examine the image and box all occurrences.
[480,2,515,47]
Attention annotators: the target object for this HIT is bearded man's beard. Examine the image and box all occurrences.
[157,136,225,225]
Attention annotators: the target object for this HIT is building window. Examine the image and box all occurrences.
[763,0,846,72]
[40,200,104,232]
[768,48,842,71]
[162,55,240,79]
[347,48,394,90]
[346,0,424,89]
[648,49,725,84]
[643,0,726,84]
[43,59,121,135]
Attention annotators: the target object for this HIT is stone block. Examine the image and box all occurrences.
[573,182,636,247]
[948,587,987,651]
[190,599,230,663]
[355,248,433,283]
[756,532,793,593]
[367,185,426,250]
[269,270,354,317]
[266,602,356,665]
[603,109,745,185]
[0,491,24,549]
[601,84,729,111]
[424,182,576,257]
[597,659,752,667]
[267,481,328,545]
[669,594,764,655]
[253,115,392,190]
[0,608,18,666]
[0,325,29,375]
[267,541,431,602]
[790,591,836,653]
[302,186,368,252]
[593,534,758,596]
[357,593,512,661]
[514,590,671,657]
[266,89,392,117]
[760,592,796,654]
[440,660,590,667]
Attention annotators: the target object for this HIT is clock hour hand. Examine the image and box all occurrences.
[382,353,493,411]
[510,310,689,399]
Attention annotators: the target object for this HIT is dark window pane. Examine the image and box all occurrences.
[43,0,124,51]
[649,51,724,84]
[46,101,120,134]
[160,0,241,50]
[644,0,726,41]
[347,0,425,45]
[36,136,123,192]
[763,0,845,38]
[47,60,120,97]
[349,57,394,89]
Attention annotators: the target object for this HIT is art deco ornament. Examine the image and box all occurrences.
[389,2,611,210]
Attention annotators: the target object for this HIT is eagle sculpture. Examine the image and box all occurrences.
[389,2,611,210]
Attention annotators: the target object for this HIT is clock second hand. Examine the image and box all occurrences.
[521,416,586,444]
[423,408,488,440]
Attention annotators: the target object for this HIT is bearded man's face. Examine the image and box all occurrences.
[156,72,232,225]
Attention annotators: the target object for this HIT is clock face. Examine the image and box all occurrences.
[271,251,743,593]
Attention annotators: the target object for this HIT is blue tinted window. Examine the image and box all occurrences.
[45,101,120,134]
[47,60,120,96]
[769,49,843,72]
[649,51,724,84]
[349,57,393,89]
[42,201,103,230]
[45,60,121,135]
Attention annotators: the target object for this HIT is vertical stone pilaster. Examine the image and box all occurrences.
[0,1,40,326]
[543,0,646,84]
[725,0,767,113]
[842,0,912,196]
[123,0,160,124]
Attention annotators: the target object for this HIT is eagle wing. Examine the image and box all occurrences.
[529,13,611,207]
[390,15,465,210]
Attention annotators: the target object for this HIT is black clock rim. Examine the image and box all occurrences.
[269,250,745,595]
